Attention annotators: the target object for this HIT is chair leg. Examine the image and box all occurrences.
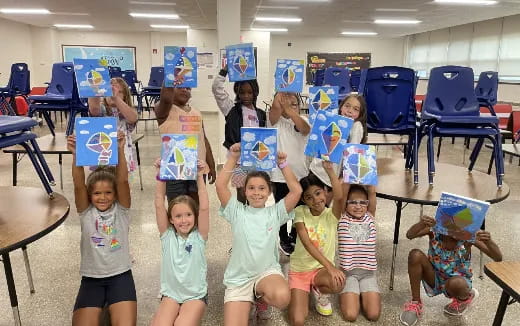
[413,128,419,185]
[66,110,76,136]
[21,246,35,294]
[42,111,56,137]
[436,137,442,161]
[29,138,56,186]
[468,138,484,172]
[427,127,435,185]
[487,150,494,174]
[19,142,54,197]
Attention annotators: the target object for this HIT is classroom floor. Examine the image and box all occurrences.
[1,120,519,326]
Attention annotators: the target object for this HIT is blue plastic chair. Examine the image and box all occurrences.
[141,66,164,111]
[361,66,419,183]
[350,69,361,92]
[419,65,504,186]
[323,67,351,99]
[312,69,325,86]
[108,66,123,78]
[0,63,31,115]
[357,69,368,96]
[475,71,498,108]
[121,70,143,112]
[0,116,55,196]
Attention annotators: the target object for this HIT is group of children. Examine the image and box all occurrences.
[67,71,503,326]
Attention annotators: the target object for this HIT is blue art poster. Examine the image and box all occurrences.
[304,111,353,164]
[226,43,256,82]
[160,134,198,180]
[164,46,197,88]
[73,58,113,98]
[433,192,489,243]
[63,46,136,71]
[275,59,304,93]
[308,86,339,126]
[342,144,378,185]
[75,117,118,166]
[241,127,278,171]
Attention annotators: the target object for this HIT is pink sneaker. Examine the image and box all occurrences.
[444,288,479,316]
[399,300,423,326]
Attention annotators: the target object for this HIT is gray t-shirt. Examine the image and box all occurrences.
[79,202,131,278]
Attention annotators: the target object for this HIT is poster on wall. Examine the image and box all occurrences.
[306,52,371,84]
[62,45,136,72]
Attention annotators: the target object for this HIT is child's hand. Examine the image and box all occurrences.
[153,157,161,172]
[117,131,126,148]
[322,160,334,171]
[420,215,436,228]
[327,266,346,289]
[67,135,76,154]
[197,159,209,176]
[476,230,492,242]
[229,143,241,159]
[277,151,287,165]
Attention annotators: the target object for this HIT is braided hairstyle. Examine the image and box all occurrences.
[233,79,260,108]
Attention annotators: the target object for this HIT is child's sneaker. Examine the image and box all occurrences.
[444,288,479,316]
[399,300,423,326]
[255,301,271,320]
[312,286,332,316]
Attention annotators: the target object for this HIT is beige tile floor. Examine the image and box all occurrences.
[1,120,519,326]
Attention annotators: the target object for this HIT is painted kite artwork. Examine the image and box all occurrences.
[433,192,490,243]
[226,43,256,82]
[275,59,304,93]
[75,117,118,166]
[73,58,113,98]
[308,86,339,126]
[164,46,198,88]
[240,127,278,171]
[342,144,378,185]
[159,134,198,181]
[304,111,353,164]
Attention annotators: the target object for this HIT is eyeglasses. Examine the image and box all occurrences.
[347,200,369,206]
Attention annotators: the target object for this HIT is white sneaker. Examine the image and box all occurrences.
[312,286,332,316]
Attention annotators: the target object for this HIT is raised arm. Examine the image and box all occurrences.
[282,93,310,136]
[211,67,235,117]
[112,96,138,124]
[215,142,240,207]
[474,230,503,262]
[367,185,377,216]
[203,122,216,184]
[88,97,102,116]
[196,160,210,240]
[115,132,131,208]
[268,93,283,125]
[406,215,435,240]
[278,152,303,212]
[323,161,343,219]
[155,87,175,126]
[67,135,90,213]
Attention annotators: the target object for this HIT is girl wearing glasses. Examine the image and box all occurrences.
[337,184,381,322]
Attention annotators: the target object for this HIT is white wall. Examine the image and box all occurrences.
[0,17,32,85]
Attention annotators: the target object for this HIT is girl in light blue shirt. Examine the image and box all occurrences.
[151,159,210,326]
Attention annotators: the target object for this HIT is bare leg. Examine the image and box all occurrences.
[340,293,360,322]
[174,299,206,326]
[224,301,251,326]
[72,307,103,326]
[255,274,291,309]
[445,276,471,301]
[313,267,344,294]
[109,301,137,326]
[150,297,180,326]
[361,292,381,321]
[288,289,309,326]
[407,249,436,302]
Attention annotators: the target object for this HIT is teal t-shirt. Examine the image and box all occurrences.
[160,227,207,303]
[219,196,294,287]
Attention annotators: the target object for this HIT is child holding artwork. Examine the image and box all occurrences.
[399,215,502,326]
[151,159,209,326]
[215,143,302,324]
[88,77,139,173]
[309,94,368,204]
[68,132,136,325]
[338,184,381,322]
[155,86,216,203]
[288,162,345,324]
[212,65,266,203]
[268,92,310,256]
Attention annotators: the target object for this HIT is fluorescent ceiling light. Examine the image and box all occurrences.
[0,8,50,14]
[374,19,421,24]
[342,31,378,36]
[375,8,419,12]
[129,1,176,5]
[251,27,288,32]
[434,0,497,4]
[130,12,179,19]
[256,5,299,10]
[54,24,94,29]
[150,24,188,29]
[255,17,302,22]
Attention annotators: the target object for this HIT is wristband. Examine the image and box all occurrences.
[278,161,288,169]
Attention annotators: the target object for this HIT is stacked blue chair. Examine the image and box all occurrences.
[350,69,362,92]
[475,71,498,109]
[108,66,123,78]
[28,62,87,136]
[361,66,419,183]
[419,66,504,186]
[0,63,31,115]
[357,69,368,96]
[323,67,351,100]
[141,66,164,111]
[0,116,55,196]
[312,69,325,86]
[121,70,143,111]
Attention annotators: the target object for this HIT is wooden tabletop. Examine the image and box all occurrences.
[3,132,145,154]
[376,158,510,205]
[484,261,520,301]
[367,134,409,146]
[0,186,70,254]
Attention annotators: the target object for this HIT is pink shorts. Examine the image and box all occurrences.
[288,269,320,292]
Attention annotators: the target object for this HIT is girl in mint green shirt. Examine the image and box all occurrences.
[151,160,210,326]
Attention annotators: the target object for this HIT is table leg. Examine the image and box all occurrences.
[21,246,35,293]
[480,220,486,279]
[12,153,17,186]
[389,200,403,290]
[59,154,63,190]
[2,253,22,326]
[135,141,143,191]
[492,291,510,326]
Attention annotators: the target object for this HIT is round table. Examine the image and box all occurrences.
[376,158,510,290]
[0,186,70,326]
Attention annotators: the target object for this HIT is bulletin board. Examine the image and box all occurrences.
[62,45,137,72]
[306,52,371,84]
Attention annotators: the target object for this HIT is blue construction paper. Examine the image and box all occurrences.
[342,144,378,185]
[164,46,198,88]
[274,59,304,93]
[226,43,256,82]
[75,117,118,166]
[73,58,113,98]
[304,111,353,164]
[433,192,489,243]
[240,127,278,171]
[308,86,339,126]
[159,134,198,180]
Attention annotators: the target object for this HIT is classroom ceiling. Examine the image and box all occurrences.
[1,0,520,37]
